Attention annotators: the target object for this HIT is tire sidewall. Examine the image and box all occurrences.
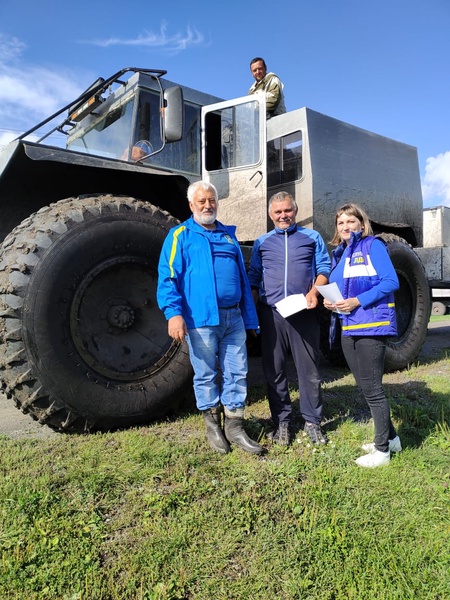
[384,239,431,371]
[20,198,192,427]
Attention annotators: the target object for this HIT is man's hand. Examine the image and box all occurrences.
[305,292,319,309]
[306,275,328,310]
[168,315,187,343]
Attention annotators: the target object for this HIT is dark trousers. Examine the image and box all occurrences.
[259,303,323,428]
[341,335,397,453]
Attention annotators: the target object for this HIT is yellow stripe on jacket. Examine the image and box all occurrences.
[342,303,396,331]
[169,226,186,278]
[343,321,392,331]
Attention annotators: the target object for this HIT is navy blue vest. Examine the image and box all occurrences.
[333,236,397,337]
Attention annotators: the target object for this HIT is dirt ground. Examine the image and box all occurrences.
[1,320,448,440]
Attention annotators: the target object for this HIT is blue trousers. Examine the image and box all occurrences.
[186,307,248,412]
[341,335,397,453]
[259,303,323,427]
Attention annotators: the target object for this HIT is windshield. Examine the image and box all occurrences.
[68,95,137,159]
[67,87,202,175]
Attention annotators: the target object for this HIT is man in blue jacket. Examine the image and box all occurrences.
[248,191,331,446]
[157,181,264,455]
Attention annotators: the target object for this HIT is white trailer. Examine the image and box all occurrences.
[420,206,450,314]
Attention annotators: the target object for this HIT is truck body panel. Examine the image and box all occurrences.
[294,108,423,247]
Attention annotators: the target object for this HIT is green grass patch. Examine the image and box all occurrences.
[1,350,450,599]
[430,313,450,324]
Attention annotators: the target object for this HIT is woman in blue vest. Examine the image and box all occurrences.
[323,203,402,468]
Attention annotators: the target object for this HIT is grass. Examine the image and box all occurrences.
[430,313,450,323]
[1,340,450,599]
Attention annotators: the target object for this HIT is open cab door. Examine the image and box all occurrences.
[201,94,267,242]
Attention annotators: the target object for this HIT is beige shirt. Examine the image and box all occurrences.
[249,72,286,116]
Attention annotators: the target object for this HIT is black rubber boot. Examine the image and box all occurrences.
[224,409,265,454]
[202,408,231,454]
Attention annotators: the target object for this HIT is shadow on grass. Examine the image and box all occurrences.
[245,345,450,449]
[321,379,449,448]
[138,342,449,448]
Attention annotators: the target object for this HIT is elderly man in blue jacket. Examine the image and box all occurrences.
[157,181,264,455]
[248,191,331,446]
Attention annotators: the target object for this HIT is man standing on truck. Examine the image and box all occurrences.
[157,181,264,455]
[248,191,330,446]
[248,57,286,118]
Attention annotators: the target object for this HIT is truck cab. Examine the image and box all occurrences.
[65,69,212,178]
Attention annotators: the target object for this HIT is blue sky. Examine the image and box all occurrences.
[0,0,449,207]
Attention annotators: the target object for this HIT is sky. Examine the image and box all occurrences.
[0,0,449,208]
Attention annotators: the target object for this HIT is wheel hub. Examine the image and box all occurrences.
[106,301,135,330]
[70,255,178,381]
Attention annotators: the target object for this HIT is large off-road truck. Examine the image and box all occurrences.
[0,67,446,432]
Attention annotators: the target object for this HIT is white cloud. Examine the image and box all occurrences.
[0,33,89,144]
[0,22,207,145]
[0,71,80,118]
[422,151,450,208]
[0,131,19,145]
[0,33,26,62]
[83,21,208,55]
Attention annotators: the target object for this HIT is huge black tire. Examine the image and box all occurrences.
[0,195,193,432]
[380,235,431,371]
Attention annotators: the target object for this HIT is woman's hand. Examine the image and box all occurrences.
[334,297,360,313]
[323,299,334,311]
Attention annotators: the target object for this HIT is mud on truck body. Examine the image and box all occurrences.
[0,67,440,432]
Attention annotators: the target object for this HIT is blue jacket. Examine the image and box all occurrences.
[330,233,399,336]
[157,216,258,329]
[248,223,331,305]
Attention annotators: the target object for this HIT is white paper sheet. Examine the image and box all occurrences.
[315,283,350,314]
[275,294,308,318]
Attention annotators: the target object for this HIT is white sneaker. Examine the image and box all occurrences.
[361,435,402,454]
[355,449,390,468]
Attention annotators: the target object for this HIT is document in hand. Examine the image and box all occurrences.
[275,294,308,318]
[315,282,350,314]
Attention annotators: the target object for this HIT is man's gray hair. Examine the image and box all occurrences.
[187,181,219,203]
[268,191,298,212]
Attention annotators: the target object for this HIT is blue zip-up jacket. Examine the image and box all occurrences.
[248,223,331,305]
[157,216,258,329]
[330,233,398,336]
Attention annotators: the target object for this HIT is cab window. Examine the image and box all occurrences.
[267,131,302,186]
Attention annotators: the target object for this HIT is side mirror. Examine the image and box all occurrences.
[163,86,184,143]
